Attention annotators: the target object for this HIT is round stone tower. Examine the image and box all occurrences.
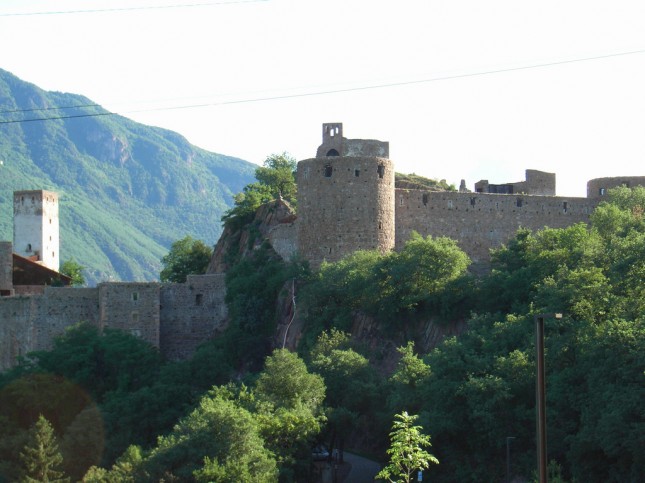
[296,123,395,267]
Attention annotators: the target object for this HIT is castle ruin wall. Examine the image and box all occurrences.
[587,176,645,198]
[98,283,160,348]
[0,242,12,295]
[395,190,597,270]
[0,287,100,370]
[268,223,298,261]
[159,274,228,361]
[474,169,555,196]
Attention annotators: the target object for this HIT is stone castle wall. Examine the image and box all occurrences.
[0,242,12,294]
[587,176,645,198]
[297,156,395,267]
[475,169,556,196]
[0,275,228,371]
[0,287,99,369]
[159,274,227,360]
[99,283,160,347]
[395,190,597,270]
[268,223,298,261]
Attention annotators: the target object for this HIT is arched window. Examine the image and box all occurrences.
[326,149,340,157]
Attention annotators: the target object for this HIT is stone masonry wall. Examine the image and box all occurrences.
[160,274,228,361]
[0,242,12,294]
[587,176,645,198]
[395,190,597,271]
[0,287,100,370]
[297,156,395,267]
[268,222,298,261]
[98,283,160,348]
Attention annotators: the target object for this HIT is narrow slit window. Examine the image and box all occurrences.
[324,165,333,177]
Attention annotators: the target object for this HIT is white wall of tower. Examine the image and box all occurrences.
[13,191,60,271]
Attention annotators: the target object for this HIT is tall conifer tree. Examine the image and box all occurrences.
[20,415,69,483]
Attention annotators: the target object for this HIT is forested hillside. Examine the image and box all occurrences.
[0,69,255,283]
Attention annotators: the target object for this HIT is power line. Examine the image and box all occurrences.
[0,0,268,17]
[0,103,104,115]
[1,48,644,126]
[0,111,115,124]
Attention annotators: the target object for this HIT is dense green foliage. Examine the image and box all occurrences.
[301,232,472,339]
[159,235,212,283]
[221,152,297,228]
[0,68,255,284]
[223,242,308,370]
[1,186,642,482]
[83,349,324,482]
[59,258,85,287]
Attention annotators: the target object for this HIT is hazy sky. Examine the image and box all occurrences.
[1,0,644,196]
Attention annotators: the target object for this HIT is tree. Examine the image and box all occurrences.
[221,152,297,227]
[142,392,277,482]
[254,349,326,479]
[254,349,325,412]
[159,235,212,283]
[254,152,297,204]
[387,342,430,414]
[19,415,69,483]
[376,411,438,483]
[59,258,85,286]
[60,405,104,481]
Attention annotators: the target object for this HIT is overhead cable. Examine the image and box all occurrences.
[1,48,644,125]
[0,0,268,17]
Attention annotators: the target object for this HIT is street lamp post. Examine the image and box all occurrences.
[506,436,516,483]
[534,313,562,483]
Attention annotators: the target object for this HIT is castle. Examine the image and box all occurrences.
[0,191,228,370]
[280,123,643,272]
[1,123,643,370]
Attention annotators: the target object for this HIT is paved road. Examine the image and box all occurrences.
[341,452,381,483]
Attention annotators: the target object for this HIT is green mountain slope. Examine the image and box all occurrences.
[0,68,256,284]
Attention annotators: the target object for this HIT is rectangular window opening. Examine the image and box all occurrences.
[377,165,385,179]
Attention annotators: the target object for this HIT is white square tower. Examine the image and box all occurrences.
[13,190,60,271]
